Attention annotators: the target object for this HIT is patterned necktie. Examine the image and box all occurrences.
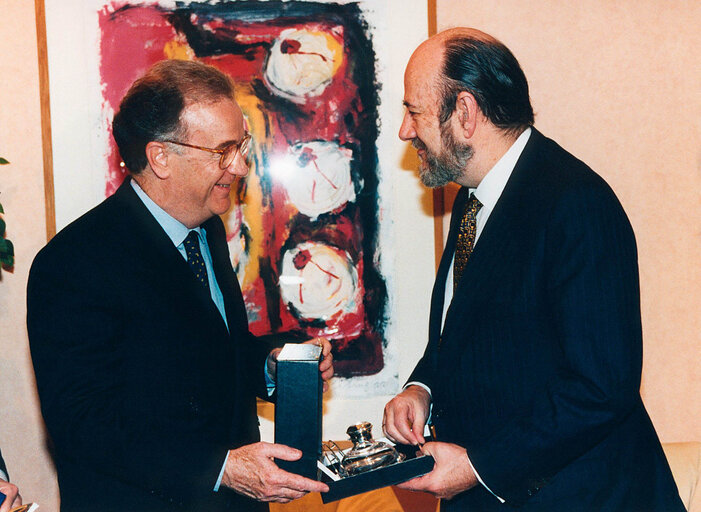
[453,194,483,292]
[183,231,209,289]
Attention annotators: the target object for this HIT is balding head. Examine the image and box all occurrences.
[400,28,534,188]
[412,27,534,135]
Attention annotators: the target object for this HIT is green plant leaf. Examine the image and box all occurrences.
[0,236,12,254]
[0,238,14,267]
[0,157,9,165]
[0,216,5,235]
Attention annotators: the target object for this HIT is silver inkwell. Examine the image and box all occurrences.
[325,421,405,477]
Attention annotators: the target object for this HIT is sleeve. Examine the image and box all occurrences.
[0,447,7,481]
[26,247,229,507]
[466,181,644,504]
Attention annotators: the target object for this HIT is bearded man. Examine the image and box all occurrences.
[382,28,684,512]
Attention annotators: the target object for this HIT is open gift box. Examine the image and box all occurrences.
[274,344,434,503]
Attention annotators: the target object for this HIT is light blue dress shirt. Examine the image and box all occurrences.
[130,180,228,330]
[131,180,234,489]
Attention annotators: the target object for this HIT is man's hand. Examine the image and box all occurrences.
[0,478,22,512]
[382,385,431,445]
[397,442,478,500]
[267,337,334,391]
[221,442,329,503]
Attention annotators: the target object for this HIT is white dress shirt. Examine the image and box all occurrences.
[411,128,532,502]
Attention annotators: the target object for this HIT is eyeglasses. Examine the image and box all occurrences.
[164,131,252,169]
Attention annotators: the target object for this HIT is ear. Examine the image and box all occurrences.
[144,141,171,180]
[455,91,479,139]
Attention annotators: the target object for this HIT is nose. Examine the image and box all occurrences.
[226,151,250,177]
[398,111,416,141]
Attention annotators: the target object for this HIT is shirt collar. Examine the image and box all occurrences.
[130,179,204,247]
[472,127,532,213]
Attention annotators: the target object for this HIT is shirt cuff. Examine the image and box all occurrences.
[466,454,505,503]
[0,468,8,482]
[404,381,432,398]
[213,451,229,492]
[264,358,276,397]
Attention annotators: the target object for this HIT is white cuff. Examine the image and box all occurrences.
[213,451,229,491]
[404,381,432,398]
[466,454,505,503]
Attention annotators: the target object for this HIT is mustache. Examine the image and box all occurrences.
[411,138,427,151]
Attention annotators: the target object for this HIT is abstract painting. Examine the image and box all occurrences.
[93,1,388,381]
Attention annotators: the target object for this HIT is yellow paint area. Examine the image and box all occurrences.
[229,83,269,288]
[163,39,195,61]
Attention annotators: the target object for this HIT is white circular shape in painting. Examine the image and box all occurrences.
[278,141,355,219]
[279,242,357,320]
[264,28,342,102]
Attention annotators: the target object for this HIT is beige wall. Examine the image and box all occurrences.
[0,0,697,509]
[0,0,60,508]
[436,0,701,441]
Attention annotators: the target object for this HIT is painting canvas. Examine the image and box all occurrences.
[44,0,425,397]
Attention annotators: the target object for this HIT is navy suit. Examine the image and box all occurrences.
[410,129,683,511]
[28,180,271,511]
[0,448,7,480]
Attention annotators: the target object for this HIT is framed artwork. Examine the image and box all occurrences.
[44,0,428,397]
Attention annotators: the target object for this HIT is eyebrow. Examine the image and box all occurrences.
[214,140,237,150]
[214,133,247,150]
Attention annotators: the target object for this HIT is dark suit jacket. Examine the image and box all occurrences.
[0,447,7,480]
[410,129,683,511]
[28,180,271,511]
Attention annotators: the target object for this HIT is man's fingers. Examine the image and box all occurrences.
[383,401,413,445]
[396,473,432,492]
[0,483,21,512]
[321,338,332,356]
[394,412,418,444]
[264,442,303,461]
[382,402,397,441]
[383,388,431,446]
[282,473,330,494]
[319,352,333,373]
[410,416,426,445]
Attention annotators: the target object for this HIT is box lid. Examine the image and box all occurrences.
[278,343,322,361]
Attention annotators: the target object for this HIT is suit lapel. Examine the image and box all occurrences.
[114,180,231,338]
[442,130,547,341]
[203,215,249,336]
[429,187,469,344]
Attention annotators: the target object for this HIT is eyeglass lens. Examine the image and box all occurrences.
[220,135,251,169]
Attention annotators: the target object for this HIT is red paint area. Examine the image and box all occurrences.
[281,38,330,62]
[98,2,383,376]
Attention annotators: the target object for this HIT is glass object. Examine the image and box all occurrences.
[164,131,252,169]
[338,422,405,476]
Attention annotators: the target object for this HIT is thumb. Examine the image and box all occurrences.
[411,416,427,445]
[418,441,440,460]
[266,443,304,461]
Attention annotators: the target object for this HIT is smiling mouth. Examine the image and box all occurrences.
[215,183,230,189]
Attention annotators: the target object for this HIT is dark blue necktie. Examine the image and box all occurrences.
[183,231,209,289]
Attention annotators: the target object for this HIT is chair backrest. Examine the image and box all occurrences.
[663,442,701,512]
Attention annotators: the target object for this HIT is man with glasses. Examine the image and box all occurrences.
[27,60,333,512]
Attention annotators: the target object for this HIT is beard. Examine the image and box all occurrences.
[414,123,474,188]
